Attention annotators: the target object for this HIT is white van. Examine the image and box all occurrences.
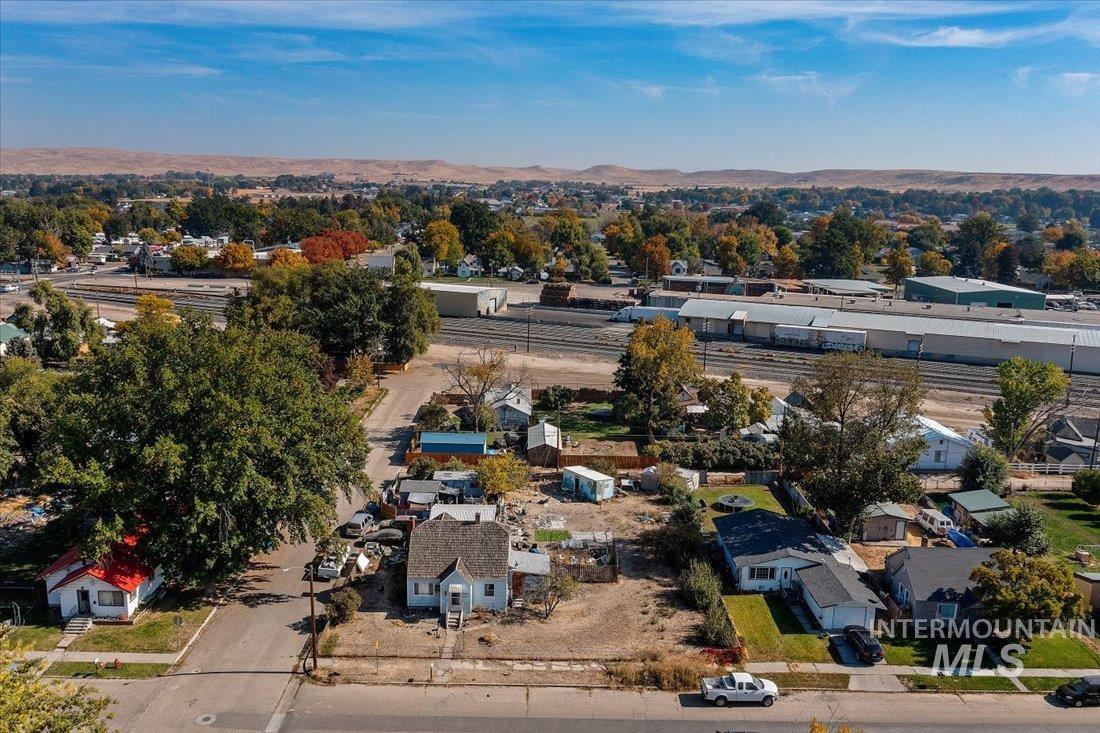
[916,507,954,536]
[344,511,372,538]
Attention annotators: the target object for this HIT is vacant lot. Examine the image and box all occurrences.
[1011,490,1100,566]
[722,593,832,663]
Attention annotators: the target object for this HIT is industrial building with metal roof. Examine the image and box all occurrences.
[903,276,1047,310]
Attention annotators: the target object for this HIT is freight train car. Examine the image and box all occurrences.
[773,324,866,351]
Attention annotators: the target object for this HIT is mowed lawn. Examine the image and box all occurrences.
[45,661,170,679]
[1021,634,1100,669]
[901,674,1018,692]
[0,622,63,652]
[696,484,786,530]
[551,402,631,441]
[68,591,213,654]
[723,593,832,663]
[1011,491,1100,565]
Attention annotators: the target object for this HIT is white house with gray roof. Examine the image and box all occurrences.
[406,517,511,622]
[714,509,884,630]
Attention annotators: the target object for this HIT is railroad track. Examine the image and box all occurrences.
[59,284,230,315]
[436,317,1100,408]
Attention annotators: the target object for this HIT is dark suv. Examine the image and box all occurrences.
[843,625,884,664]
[1056,676,1100,707]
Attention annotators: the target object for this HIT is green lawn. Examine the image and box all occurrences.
[550,402,631,440]
[1,623,63,652]
[723,593,832,663]
[68,591,213,654]
[766,672,850,690]
[1010,491,1100,566]
[901,674,1018,692]
[695,484,785,530]
[1019,675,1077,693]
[1020,635,1100,669]
[45,661,170,679]
[534,529,571,542]
[880,636,967,667]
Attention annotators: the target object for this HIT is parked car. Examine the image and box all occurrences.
[700,673,778,707]
[0,283,18,293]
[344,511,373,538]
[1056,676,1100,707]
[916,507,954,536]
[843,625,884,664]
[315,544,351,580]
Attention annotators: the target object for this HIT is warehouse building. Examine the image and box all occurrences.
[675,298,1100,374]
[903,276,1047,310]
[420,282,507,318]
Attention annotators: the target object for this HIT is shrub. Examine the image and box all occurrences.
[406,456,439,480]
[325,587,361,626]
[1072,469,1100,506]
[678,559,722,611]
[607,653,721,691]
[415,402,450,431]
[539,385,576,411]
[458,403,497,432]
[956,445,1009,496]
[584,457,617,477]
[646,437,773,471]
[983,501,1051,556]
[700,602,737,648]
[653,462,691,504]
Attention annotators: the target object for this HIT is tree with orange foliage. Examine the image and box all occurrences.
[268,247,309,268]
[300,229,370,264]
[214,243,255,274]
[631,234,672,279]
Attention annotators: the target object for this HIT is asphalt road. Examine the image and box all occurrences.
[77,361,447,733]
[277,682,1100,733]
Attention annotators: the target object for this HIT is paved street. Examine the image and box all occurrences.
[76,360,446,732]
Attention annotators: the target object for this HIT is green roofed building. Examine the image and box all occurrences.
[903,276,1046,310]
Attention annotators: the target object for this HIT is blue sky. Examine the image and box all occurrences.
[1,1,1098,173]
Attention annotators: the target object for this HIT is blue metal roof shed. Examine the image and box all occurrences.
[419,431,489,455]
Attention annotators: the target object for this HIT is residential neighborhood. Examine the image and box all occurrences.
[3,2,1100,732]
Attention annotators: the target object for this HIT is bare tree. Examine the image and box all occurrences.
[524,568,577,619]
[441,347,531,432]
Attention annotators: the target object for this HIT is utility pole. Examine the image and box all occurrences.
[1066,334,1077,407]
[702,317,710,373]
[526,305,532,355]
[308,565,319,672]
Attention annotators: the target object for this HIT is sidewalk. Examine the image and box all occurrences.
[744,661,1100,677]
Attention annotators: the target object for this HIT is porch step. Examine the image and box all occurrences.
[445,610,462,630]
[63,616,94,634]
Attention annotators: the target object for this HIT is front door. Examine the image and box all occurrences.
[449,587,462,611]
[895,520,905,540]
[77,590,91,615]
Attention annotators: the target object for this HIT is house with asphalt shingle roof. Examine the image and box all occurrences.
[406,516,511,619]
[884,547,995,620]
[714,509,883,630]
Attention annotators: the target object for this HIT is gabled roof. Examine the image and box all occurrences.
[884,547,995,603]
[914,415,970,445]
[406,517,510,579]
[864,502,913,521]
[38,534,154,594]
[527,421,561,450]
[796,559,884,610]
[714,509,826,566]
[949,489,1010,514]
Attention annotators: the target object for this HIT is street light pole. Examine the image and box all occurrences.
[308,565,319,672]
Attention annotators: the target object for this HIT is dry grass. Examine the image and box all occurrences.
[608,652,722,691]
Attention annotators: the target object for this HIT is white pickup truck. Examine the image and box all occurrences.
[700,672,779,707]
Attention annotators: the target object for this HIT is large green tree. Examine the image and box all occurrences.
[53,314,370,586]
[983,357,1068,458]
[11,281,103,364]
[786,351,926,538]
[950,212,1006,277]
[0,651,113,733]
[0,357,66,488]
[614,317,700,439]
[970,550,1087,627]
[799,207,881,279]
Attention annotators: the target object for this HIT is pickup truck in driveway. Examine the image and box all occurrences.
[700,673,779,707]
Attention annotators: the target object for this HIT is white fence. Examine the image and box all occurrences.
[1008,462,1089,475]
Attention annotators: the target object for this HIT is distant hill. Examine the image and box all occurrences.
[2,147,1097,192]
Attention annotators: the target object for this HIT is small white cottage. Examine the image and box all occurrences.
[37,534,163,621]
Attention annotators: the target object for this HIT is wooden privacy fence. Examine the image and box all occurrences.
[555,454,658,470]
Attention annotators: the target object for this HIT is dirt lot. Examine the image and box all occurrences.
[326,478,703,663]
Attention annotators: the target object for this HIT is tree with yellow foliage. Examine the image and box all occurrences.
[614,317,700,439]
[0,649,113,732]
[422,219,463,268]
[214,243,255,274]
[268,247,308,268]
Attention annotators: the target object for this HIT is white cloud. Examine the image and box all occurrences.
[1054,72,1100,96]
[681,30,770,63]
[1013,66,1036,86]
[236,34,348,64]
[755,71,861,102]
[0,0,478,30]
[0,54,220,77]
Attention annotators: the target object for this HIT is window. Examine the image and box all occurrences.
[413,582,435,596]
[483,583,496,597]
[937,603,958,620]
[934,450,945,463]
[748,566,776,581]
[97,590,125,607]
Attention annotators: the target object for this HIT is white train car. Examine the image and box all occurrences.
[773,324,866,351]
[611,306,681,323]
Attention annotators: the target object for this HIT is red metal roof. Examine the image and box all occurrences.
[39,534,154,594]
